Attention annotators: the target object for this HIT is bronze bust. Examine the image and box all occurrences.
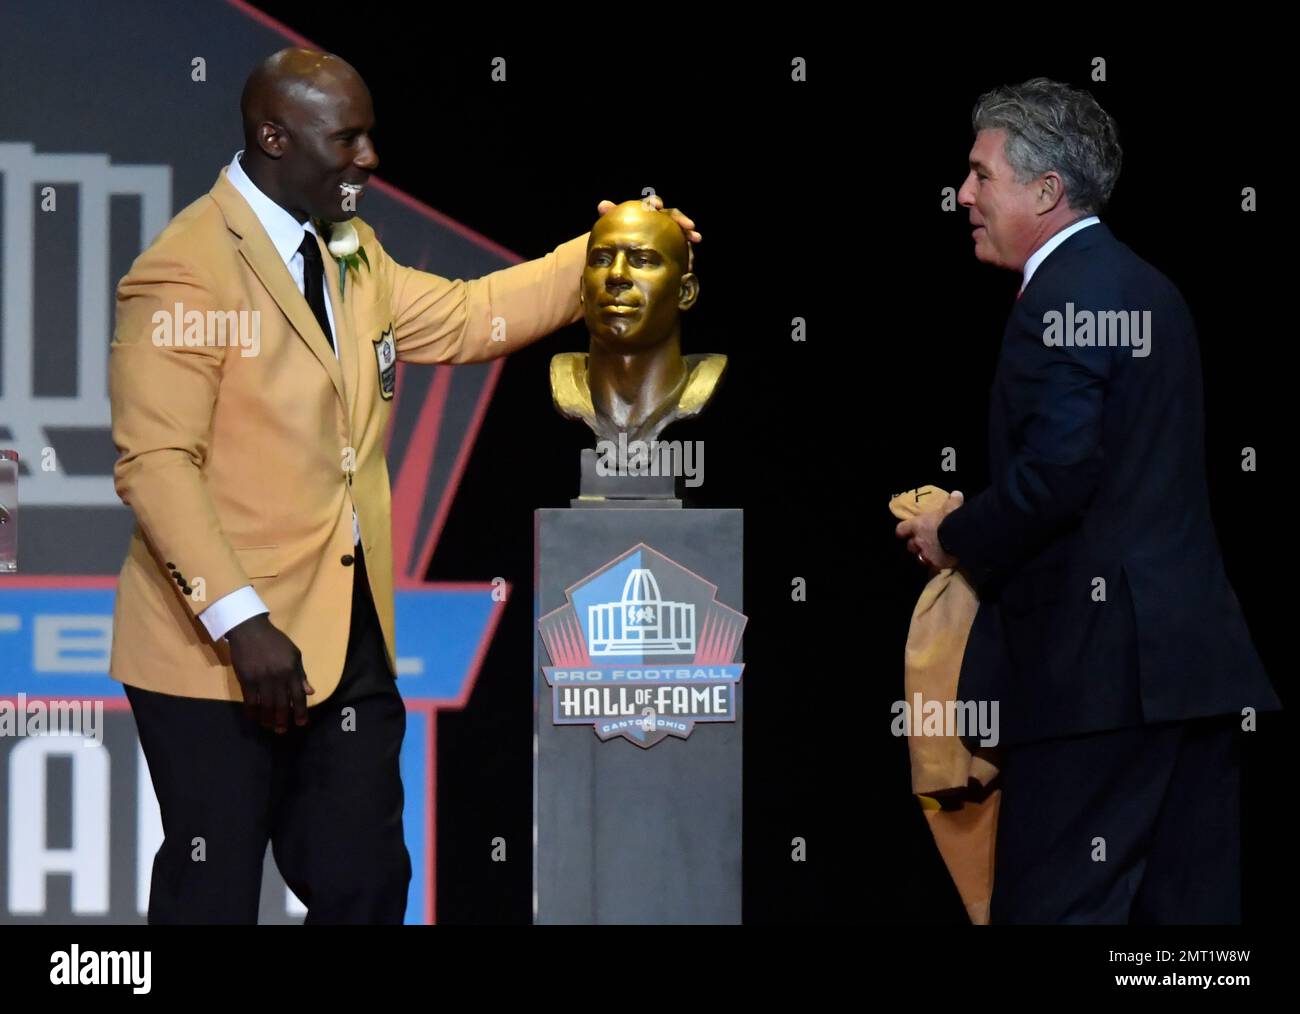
[551,200,724,444]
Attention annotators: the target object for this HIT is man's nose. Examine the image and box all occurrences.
[957,172,976,207]
[356,139,379,172]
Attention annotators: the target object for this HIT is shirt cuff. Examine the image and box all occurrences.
[199,584,270,641]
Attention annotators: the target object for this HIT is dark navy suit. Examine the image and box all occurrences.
[939,221,1280,923]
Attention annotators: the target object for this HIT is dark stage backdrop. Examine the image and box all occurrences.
[5,0,1288,928]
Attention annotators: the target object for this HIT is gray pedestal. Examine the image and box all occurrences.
[534,506,743,924]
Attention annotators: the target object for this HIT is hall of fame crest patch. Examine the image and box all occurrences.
[373,324,397,400]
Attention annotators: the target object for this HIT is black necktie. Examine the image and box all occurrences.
[297,232,335,354]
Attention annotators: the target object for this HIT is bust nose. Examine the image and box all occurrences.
[607,249,633,280]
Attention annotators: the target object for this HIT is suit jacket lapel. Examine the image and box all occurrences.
[208,169,347,407]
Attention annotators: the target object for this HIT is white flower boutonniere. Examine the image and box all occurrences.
[316,218,370,299]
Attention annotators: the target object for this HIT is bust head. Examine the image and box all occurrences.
[579,200,699,351]
[552,201,723,452]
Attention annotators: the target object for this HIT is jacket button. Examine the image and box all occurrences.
[175,575,185,585]
[183,586,193,596]
[165,562,175,569]
[341,554,355,566]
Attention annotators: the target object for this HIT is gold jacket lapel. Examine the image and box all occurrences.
[208,170,346,406]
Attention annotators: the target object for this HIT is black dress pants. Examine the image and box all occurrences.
[990,715,1242,924]
[126,545,410,924]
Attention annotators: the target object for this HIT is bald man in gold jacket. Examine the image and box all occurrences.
[109,48,699,924]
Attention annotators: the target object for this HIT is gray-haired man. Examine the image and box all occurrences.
[897,78,1279,923]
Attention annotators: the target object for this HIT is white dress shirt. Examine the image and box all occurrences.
[199,151,360,642]
[1019,215,1100,294]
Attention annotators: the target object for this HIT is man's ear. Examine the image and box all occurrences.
[1036,170,1066,213]
[256,121,288,159]
[678,273,700,311]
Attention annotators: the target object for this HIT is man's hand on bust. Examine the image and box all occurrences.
[598,195,700,244]
[225,614,315,733]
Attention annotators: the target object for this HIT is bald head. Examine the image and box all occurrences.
[237,48,378,224]
[240,49,361,148]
